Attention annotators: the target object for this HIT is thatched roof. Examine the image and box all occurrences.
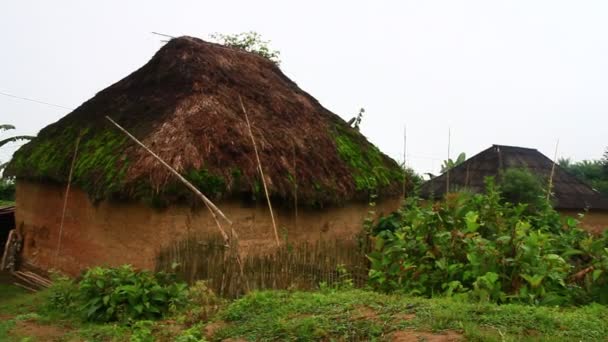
[419,145,608,210]
[6,37,402,206]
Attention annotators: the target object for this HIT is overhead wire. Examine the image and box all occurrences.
[0,91,74,110]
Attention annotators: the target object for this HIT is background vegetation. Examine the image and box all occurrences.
[0,123,32,205]
[559,147,608,196]
[209,31,281,65]
[369,175,608,306]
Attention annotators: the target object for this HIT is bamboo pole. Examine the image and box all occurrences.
[106,116,249,293]
[14,282,37,292]
[402,124,407,197]
[1,230,16,270]
[446,128,451,194]
[54,132,82,266]
[238,96,280,247]
[292,141,298,230]
[547,139,560,202]
[105,116,232,242]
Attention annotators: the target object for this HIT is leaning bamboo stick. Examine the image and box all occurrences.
[402,124,407,197]
[21,271,53,287]
[1,230,16,270]
[106,116,231,242]
[547,139,560,202]
[238,96,280,247]
[292,141,298,231]
[106,116,249,292]
[12,272,48,289]
[446,128,451,194]
[54,132,82,266]
[14,282,37,292]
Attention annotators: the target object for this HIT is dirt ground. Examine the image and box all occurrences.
[10,320,73,342]
[391,330,463,342]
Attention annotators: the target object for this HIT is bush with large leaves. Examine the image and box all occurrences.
[369,178,608,305]
[54,265,190,322]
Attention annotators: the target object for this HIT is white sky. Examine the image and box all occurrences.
[1,1,607,175]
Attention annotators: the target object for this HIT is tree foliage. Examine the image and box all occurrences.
[46,265,188,322]
[1,124,33,202]
[210,31,281,65]
[559,157,608,196]
[0,124,34,150]
[440,152,466,173]
[1,124,34,172]
[499,168,547,212]
[369,178,608,305]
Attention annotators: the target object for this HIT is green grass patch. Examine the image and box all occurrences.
[216,289,608,341]
[0,200,14,207]
[1,283,607,341]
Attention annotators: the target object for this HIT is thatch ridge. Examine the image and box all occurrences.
[6,36,402,206]
[420,144,608,210]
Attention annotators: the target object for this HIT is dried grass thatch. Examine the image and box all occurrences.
[6,37,402,206]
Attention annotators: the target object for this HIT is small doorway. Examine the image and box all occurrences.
[0,205,15,258]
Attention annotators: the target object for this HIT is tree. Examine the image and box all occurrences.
[559,155,608,197]
[0,124,34,171]
[557,157,572,169]
[499,168,546,211]
[210,31,281,65]
[0,124,33,203]
[440,152,466,173]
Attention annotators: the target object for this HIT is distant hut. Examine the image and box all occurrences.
[6,37,404,275]
[419,145,608,232]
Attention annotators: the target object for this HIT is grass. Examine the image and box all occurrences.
[216,289,608,341]
[1,283,607,341]
[0,200,14,206]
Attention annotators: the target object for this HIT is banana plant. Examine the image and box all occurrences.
[0,124,35,171]
[441,152,466,173]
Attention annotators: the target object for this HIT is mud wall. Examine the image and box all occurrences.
[560,210,608,234]
[15,180,400,275]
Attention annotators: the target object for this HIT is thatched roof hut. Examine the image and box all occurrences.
[6,37,404,275]
[6,36,402,207]
[420,145,608,211]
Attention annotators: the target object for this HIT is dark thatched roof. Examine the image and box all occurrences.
[6,37,402,206]
[419,145,608,211]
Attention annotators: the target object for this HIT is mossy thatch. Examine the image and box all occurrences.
[6,36,402,206]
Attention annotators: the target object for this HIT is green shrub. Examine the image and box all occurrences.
[368,178,608,305]
[78,265,188,322]
[44,265,188,323]
[499,168,547,212]
[0,178,15,202]
[42,274,79,316]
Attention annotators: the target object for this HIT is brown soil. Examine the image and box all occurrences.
[204,320,228,339]
[391,330,462,342]
[392,312,416,322]
[351,306,379,321]
[10,319,73,342]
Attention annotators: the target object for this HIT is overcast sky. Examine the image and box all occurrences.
[1,1,607,175]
